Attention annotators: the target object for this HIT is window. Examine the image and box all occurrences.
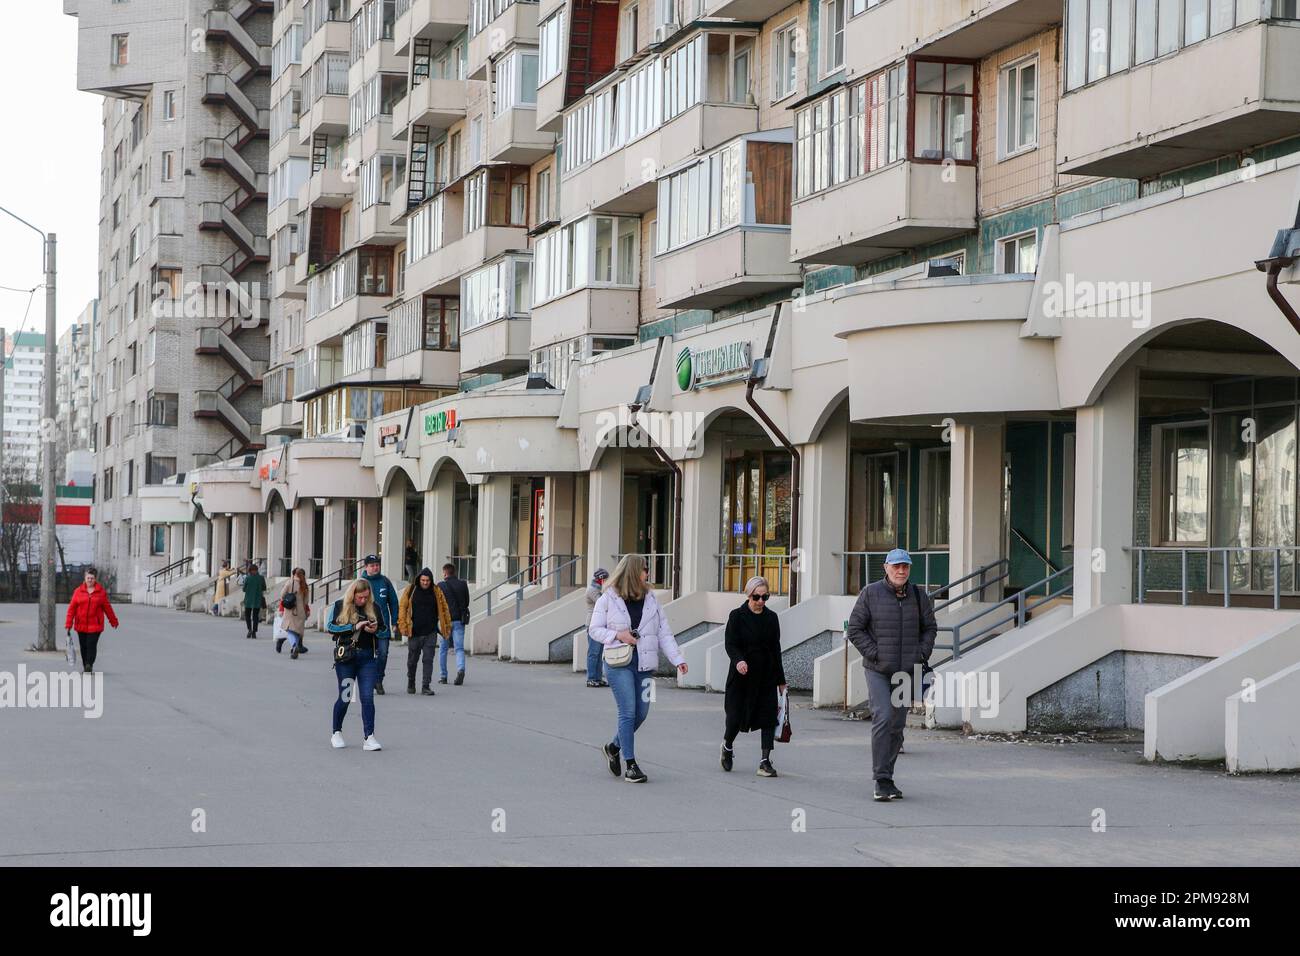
[161,150,176,182]
[470,116,483,165]
[129,227,141,261]
[112,199,121,229]
[772,20,798,102]
[794,64,904,199]
[150,525,167,555]
[360,154,405,208]
[540,11,564,84]
[621,4,639,61]
[464,166,528,232]
[1067,0,1270,91]
[461,256,532,331]
[147,392,179,426]
[996,230,1038,274]
[912,59,975,162]
[270,157,310,208]
[495,49,539,114]
[536,166,553,222]
[162,90,176,121]
[821,0,844,75]
[533,215,640,304]
[112,34,129,66]
[125,461,134,496]
[662,35,703,121]
[920,448,951,549]
[929,251,965,275]
[1155,423,1209,544]
[999,56,1038,158]
[146,454,177,485]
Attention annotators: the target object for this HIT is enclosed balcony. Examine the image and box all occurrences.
[654,134,801,309]
[304,246,399,346]
[467,0,538,81]
[844,0,1062,80]
[531,214,642,347]
[789,60,977,266]
[1057,12,1300,178]
[385,293,463,386]
[458,254,534,375]
[395,0,472,56]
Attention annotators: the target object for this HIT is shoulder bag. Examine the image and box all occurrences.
[602,629,636,668]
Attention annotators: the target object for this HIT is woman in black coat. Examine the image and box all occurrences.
[721,576,787,777]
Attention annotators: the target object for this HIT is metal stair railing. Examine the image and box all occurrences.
[936,564,1074,661]
[310,557,368,606]
[495,554,584,623]
[472,553,579,618]
[932,557,1012,613]
[1126,545,1300,609]
[147,554,201,592]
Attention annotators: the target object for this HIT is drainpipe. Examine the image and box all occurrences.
[628,339,682,599]
[1256,219,1300,333]
[745,304,800,606]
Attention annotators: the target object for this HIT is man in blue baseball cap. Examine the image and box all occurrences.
[845,547,937,802]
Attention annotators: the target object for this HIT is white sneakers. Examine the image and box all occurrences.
[331,731,382,750]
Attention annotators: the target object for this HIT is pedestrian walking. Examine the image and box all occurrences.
[398,567,452,696]
[212,560,233,615]
[437,562,470,686]
[404,540,419,584]
[327,578,383,751]
[276,568,311,659]
[588,553,687,783]
[360,554,399,695]
[584,567,610,687]
[242,561,267,639]
[64,567,119,674]
[845,548,937,802]
[720,576,786,778]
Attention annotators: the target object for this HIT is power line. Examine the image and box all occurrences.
[0,284,43,294]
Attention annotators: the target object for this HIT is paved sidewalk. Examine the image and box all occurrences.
[1,603,1297,866]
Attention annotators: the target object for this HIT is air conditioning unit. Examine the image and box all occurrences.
[654,23,680,44]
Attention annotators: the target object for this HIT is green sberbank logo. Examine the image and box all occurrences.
[676,347,694,391]
[676,341,751,391]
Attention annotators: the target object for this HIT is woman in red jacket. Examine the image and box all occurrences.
[65,567,119,673]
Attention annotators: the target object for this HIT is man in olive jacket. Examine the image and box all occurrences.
[846,548,937,802]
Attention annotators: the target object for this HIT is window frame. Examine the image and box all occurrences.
[907,56,978,166]
[771,19,799,104]
[995,229,1039,274]
[997,54,1039,160]
[819,0,845,78]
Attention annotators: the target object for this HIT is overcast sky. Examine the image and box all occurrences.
[0,5,101,344]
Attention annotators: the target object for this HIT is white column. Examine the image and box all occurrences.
[424,468,455,572]
[949,422,1006,598]
[358,498,380,564]
[380,479,406,582]
[475,475,513,590]
[1073,365,1138,612]
[291,500,314,576]
[193,518,211,575]
[267,506,286,578]
[252,511,269,569]
[543,473,577,580]
[587,449,622,587]
[802,403,848,596]
[323,499,348,581]
[212,515,231,569]
[681,430,723,594]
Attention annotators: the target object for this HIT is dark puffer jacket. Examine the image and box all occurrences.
[845,579,938,675]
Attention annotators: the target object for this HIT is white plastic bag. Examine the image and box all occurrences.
[66,633,77,666]
[272,612,287,644]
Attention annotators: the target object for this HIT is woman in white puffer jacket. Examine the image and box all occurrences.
[588,553,688,783]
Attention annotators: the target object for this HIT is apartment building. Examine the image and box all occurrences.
[2,331,47,483]
[54,302,97,486]
[67,0,274,587]
[144,1,1300,768]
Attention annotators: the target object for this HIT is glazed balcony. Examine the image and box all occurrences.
[467,0,537,81]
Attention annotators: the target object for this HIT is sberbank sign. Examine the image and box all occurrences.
[676,341,752,391]
[424,408,457,436]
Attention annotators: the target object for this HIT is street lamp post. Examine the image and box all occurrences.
[2,204,58,653]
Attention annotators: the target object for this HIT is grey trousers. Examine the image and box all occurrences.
[407,632,436,688]
[866,668,909,781]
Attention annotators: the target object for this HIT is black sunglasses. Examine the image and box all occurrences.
[749,592,770,601]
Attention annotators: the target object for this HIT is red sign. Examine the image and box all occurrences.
[379,423,402,447]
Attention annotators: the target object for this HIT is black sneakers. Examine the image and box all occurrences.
[624,760,647,783]
[757,759,778,778]
[421,686,435,696]
[602,742,622,777]
[720,743,733,772]
[438,676,448,685]
[290,645,299,660]
[454,670,465,686]
[407,682,416,695]
[275,637,285,654]
[874,779,903,801]
[375,682,385,696]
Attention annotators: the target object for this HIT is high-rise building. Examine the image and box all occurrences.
[68,0,275,587]
[54,301,97,485]
[2,331,47,484]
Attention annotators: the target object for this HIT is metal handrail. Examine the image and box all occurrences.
[1126,545,1300,610]
[147,554,200,592]
[936,564,1074,661]
[716,553,794,595]
[933,558,1011,612]
[497,554,584,623]
[473,553,579,616]
[1011,526,1058,574]
[310,556,367,604]
[836,550,950,594]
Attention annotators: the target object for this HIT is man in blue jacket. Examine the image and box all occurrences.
[361,554,400,695]
[846,548,937,803]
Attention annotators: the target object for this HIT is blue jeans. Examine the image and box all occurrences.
[333,648,379,738]
[606,664,652,762]
[375,636,390,684]
[586,636,604,682]
[439,621,465,678]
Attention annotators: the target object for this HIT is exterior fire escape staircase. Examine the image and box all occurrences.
[195,0,273,463]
